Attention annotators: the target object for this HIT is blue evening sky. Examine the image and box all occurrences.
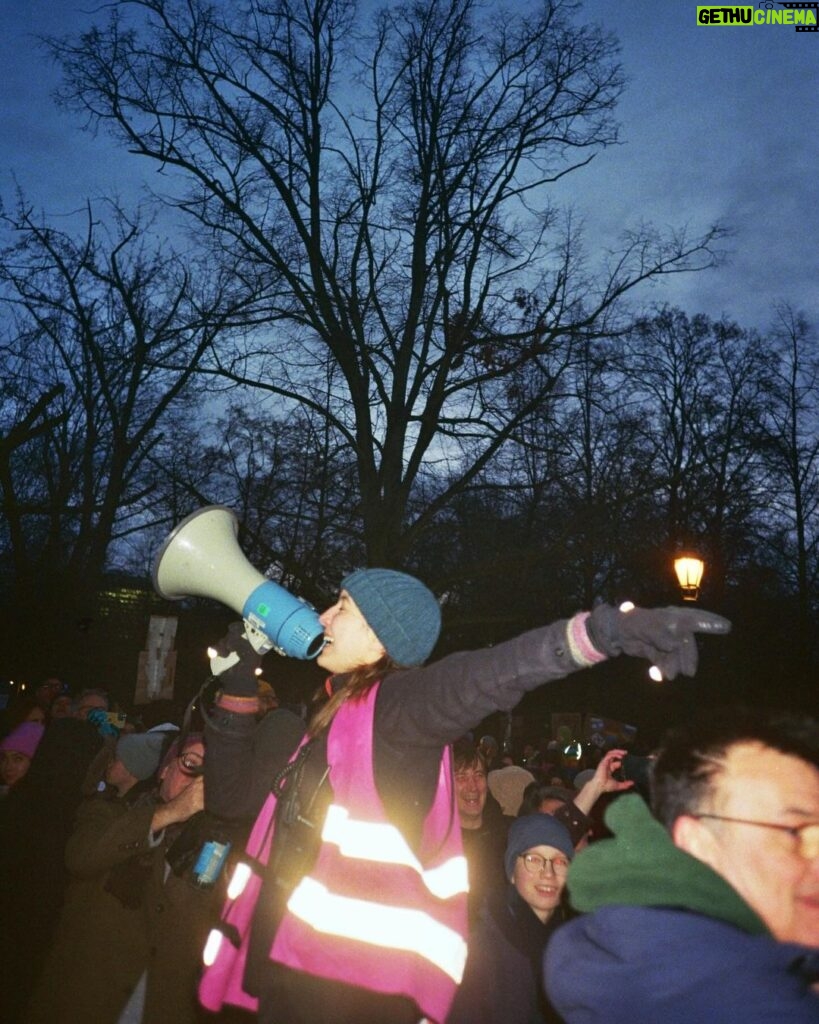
[1,0,817,332]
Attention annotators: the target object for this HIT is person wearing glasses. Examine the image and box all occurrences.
[23,732,214,1024]
[448,813,575,1024]
[545,708,819,1023]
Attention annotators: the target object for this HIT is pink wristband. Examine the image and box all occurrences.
[215,692,260,715]
[566,611,607,667]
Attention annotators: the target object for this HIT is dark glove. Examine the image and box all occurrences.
[210,621,262,697]
[586,604,731,680]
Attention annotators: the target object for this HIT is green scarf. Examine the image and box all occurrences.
[566,793,768,936]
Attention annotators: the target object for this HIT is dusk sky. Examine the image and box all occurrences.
[1,0,817,334]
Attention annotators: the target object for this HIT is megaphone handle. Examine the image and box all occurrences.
[243,620,275,656]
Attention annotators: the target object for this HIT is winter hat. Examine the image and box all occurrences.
[341,568,441,667]
[0,721,45,760]
[488,765,536,816]
[573,768,596,791]
[116,732,169,781]
[504,813,575,880]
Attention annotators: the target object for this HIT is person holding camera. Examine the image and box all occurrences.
[22,731,220,1024]
[199,568,730,1024]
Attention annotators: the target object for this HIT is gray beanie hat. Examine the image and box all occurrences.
[504,813,575,880]
[116,732,168,781]
[341,568,441,667]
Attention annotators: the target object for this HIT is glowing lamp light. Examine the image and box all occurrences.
[674,555,705,602]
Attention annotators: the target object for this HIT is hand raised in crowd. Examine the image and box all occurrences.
[573,748,634,816]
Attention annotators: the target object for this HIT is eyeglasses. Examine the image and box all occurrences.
[178,752,204,775]
[519,852,570,876]
[692,813,819,859]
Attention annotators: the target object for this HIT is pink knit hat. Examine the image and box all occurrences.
[0,721,46,760]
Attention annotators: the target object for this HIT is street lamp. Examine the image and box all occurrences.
[674,554,705,601]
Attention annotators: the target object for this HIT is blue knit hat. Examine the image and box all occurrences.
[504,813,575,880]
[341,568,441,667]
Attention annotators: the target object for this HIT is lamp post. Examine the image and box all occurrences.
[674,554,705,601]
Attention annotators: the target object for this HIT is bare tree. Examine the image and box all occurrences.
[50,0,725,565]
[0,379,65,579]
[0,199,240,587]
[755,303,819,637]
[618,306,778,598]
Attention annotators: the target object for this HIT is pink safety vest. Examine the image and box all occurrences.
[199,682,469,1023]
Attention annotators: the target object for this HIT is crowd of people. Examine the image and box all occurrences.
[0,570,816,1024]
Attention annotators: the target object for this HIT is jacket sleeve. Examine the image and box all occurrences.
[554,801,591,847]
[377,617,595,749]
[64,797,158,877]
[204,706,305,821]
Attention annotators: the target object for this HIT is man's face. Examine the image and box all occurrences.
[455,762,488,829]
[317,591,385,674]
[682,741,819,947]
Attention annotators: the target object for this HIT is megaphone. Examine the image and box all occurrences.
[152,505,325,660]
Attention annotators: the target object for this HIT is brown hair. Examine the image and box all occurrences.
[453,737,487,774]
[307,655,398,738]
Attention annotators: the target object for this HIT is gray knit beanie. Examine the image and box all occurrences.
[341,568,441,667]
[116,732,168,781]
[504,813,575,880]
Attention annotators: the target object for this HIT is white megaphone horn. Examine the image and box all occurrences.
[152,505,325,660]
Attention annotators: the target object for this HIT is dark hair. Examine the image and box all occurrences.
[307,656,397,738]
[519,781,575,817]
[650,707,819,829]
[452,738,486,774]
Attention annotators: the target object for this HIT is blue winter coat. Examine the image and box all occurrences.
[544,795,819,1024]
[547,903,819,1023]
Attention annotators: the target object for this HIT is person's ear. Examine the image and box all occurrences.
[672,814,720,867]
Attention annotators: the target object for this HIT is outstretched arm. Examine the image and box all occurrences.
[378,605,730,750]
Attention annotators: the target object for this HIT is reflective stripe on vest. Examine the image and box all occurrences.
[287,875,468,983]
[321,803,469,900]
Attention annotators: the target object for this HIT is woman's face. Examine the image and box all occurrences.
[511,843,569,922]
[316,590,385,674]
[1,749,32,788]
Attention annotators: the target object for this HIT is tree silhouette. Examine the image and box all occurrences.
[50,0,725,564]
